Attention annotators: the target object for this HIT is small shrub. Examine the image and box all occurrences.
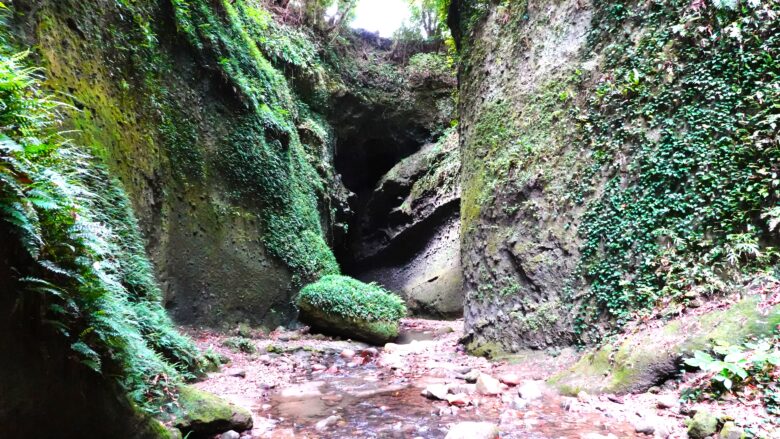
[222,337,257,354]
[683,339,780,412]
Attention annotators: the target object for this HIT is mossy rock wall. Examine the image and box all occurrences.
[454,0,780,351]
[10,0,345,326]
[549,297,780,395]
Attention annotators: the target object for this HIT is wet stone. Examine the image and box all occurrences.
[476,374,503,396]
[220,431,240,439]
[499,373,521,386]
[421,384,450,400]
[445,422,499,439]
[517,380,544,400]
[315,415,341,432]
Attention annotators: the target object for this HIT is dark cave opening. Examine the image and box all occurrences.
[332,131,430,275]
[334,135,423,193]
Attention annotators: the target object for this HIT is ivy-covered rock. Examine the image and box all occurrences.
[453,0,780,353]
[173,386,252,438]
[296,275,407,344]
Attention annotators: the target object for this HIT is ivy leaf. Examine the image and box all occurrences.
[712,0,738,9]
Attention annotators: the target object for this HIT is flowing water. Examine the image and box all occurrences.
[261,328,643,438]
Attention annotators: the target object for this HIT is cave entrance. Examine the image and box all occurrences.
[332,129,427,274]
[335,137,416,194]
[330,124,465,320]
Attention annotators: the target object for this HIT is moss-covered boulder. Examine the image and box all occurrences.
[549,297,780,395]
[296,275,407,344]
[173,386,252,438]
[686,410,719,439]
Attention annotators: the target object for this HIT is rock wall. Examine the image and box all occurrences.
[354,131,464,318]
[455,0,593,351]
[454,0,780,353]
[10,0,348,328]
[8,0,455,329]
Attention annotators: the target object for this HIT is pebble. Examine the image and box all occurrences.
[655,395,679,410]
[315,415,341,432]
[476,374,503,395]
[340,349,356,359]
[446,393,470,407]
[517,380,544,400]
[321,393,343,402]
[499,373,521,386]
[361,347,379,357]
[435,326,455,335]
[220,431,240,439]
[462,369,480,383]
[510,396,528,410]
[560,396,577,412]
[225,368,246,378]
[632,417,655,435]
[421,384,450,400]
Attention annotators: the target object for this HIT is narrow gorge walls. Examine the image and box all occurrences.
[11,0,349,328]
[454,0,780,354]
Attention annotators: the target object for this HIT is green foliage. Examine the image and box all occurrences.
[170,0,340,282]
[405,0,446,38]
[222,337,257,354]
[0,17,201,415]
[297,275,407,323]
[684,339,780,414]
[406,52,455,84]
[575,0,780,337]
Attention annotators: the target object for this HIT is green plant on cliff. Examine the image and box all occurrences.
[0,16,200,414]
[171,0,339,281]
[573,0,780,338]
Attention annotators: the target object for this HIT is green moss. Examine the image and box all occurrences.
[173,385,252,433]
[0,14,206,425]
[466,341,508,359]
[296,275,406,343]
[549,298,780,395]
[687,410,719,439]
[222,337,257,354]
[169,0,341,283]
[297,275,407,323]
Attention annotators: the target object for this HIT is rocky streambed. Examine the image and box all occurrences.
[183,319,770,438]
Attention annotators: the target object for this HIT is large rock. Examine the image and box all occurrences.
[686,410,718,439]
[452,0,779,354]
[174,386,252,438]
[549,298,780,395]
[297,275,407,344]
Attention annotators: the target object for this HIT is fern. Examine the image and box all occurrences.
[0,12,203,417]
